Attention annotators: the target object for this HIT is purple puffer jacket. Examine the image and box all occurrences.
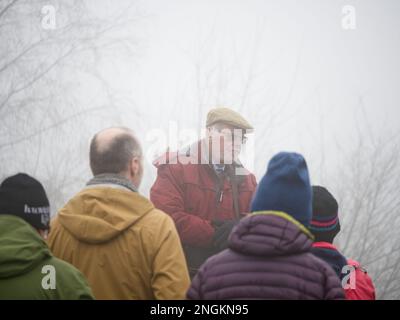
[187,211,345,300]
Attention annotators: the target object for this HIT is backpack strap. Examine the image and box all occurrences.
[226,165,241,220]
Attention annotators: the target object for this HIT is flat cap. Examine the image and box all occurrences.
[206,107,253,131]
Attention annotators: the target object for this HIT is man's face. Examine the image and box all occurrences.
[207,123,247,164]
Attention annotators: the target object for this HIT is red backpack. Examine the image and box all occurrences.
[344,259,376,300]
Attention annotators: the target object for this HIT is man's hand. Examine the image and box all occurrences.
[212,219,239,251]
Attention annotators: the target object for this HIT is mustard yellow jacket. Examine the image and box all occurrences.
[48,186,190,300]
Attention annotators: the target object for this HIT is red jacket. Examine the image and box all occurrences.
[345,259,376,300]
[150,141,257,249]
[312,242,376,300]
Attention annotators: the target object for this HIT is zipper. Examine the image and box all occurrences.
[219,190,224,202]
[215,176,225,207]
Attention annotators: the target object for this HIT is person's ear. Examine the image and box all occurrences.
[129,156,143,188]
[129,156,140,178]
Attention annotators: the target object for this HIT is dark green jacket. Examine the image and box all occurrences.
[0,214,94,299]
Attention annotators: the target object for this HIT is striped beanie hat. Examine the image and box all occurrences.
[310,186,340,243]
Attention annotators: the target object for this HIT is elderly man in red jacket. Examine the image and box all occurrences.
[150,107,257,277]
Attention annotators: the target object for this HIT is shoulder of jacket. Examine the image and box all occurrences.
[153,145,191,165]
[139,208,176,233]
[305,251,336,273]
[153,151,177,167]
[153,142,205,168]
[137,209,179,257]
[47,256,94,298]
[48,255,83,277]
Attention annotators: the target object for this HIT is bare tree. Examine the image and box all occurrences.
[333,102,400,299]
[0,0,143,210]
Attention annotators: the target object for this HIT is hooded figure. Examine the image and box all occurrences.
[0,173,93,300]
[187,152,345,299]
[48,127,190,299]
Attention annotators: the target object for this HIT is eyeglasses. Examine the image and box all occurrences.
[212,127,248,145]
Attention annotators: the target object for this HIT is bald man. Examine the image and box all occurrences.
[48,127,190,300]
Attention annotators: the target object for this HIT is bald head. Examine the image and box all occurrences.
[89,127,142,176]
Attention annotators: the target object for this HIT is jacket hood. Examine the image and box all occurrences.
[0,214,51,278]
[57,186,154,244]
[229,211,314,257]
